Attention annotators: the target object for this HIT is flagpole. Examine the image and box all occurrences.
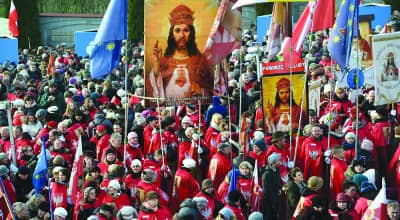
[354,2,360,159]
[287,2,293,159]
[0,176,16,220]
[238,49,243,147]
[123,42,128,168]
[5,102,16,165]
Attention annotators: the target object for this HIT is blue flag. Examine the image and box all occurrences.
[87,0,127,79]
[32,138,48,195]
[228,168,240,193]
[328,0,359,71]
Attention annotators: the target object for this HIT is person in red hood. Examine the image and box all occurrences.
[138,191,172,220]
[173,158,200,205]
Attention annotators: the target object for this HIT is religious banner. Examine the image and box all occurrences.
[372,32,400,106]
[262,60,307,134]
[144,0,218,106]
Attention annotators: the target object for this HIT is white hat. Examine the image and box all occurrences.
[128,132,138,139]
[182,158,196,169]
[108,179,121,191]
[117,89,126,98]
[54,207,68,218]
[131,159,142,168]
[119,206,137,219]
[360,138,373,151]
[182,116,191,124]
[47,106,58,114]
[253,131,264,141]
[345,132,356,140]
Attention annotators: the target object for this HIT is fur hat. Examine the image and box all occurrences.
[345,132,356,140]
[108,179,121,191]
[307,176,324,191]
[182,158,196,169]
[360,139,374,151]
[118,206,137,219]
[54,207,68,218]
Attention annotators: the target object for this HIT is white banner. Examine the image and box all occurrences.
[372,32,400,105]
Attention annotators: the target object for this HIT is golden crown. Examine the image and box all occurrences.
[169,5,195,26]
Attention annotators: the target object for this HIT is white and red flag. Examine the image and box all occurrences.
[203,0,242,66]
[250,160,262,212]
[67,135,84,204]
[8,0,19,37]
[361,178,388,220]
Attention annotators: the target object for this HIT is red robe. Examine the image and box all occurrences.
[371,120,391,176]
[207,152,232,188]
[148,131,167,156]
[330,157,348,199]
[102,193,132,210]
[96,134,111,160]
[51,182,68,209]
[204,126,220,157]
[125,144,144,167]
[164,129,178,148]
[143,125,155,155]
[302,136,328,180]
[125,174,141,205]
[173,168,200,204]
[248,150,268,169]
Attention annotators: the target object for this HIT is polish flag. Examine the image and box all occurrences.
[361,178,388,220]
[8,0,19,37]
[250,160,262,212]
[67,135,84,204]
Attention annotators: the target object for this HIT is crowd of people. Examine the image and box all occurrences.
[0,8,399,220]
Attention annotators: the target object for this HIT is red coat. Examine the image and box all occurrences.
[371,120,391,148]
[295,135,307,170]
[204,127,220,157]
[148,131,167,156]
[143,125,154,155]
[164,129,178,148]
[51,182,68,209]
[194,191,221,220]
[208,152,232,188]
[248,150,268,169]
[238,177,252,203]
[173,168,200,204]
[177,141,199,167]
[102,192,131,210]
[217,180,229,204]
[96,134,111,160]
[125,174,141,203]
[302,136,327,179]
[138,205,172,220]
[142,158,163,187]
[125,144,144,167]
[330,157,348,199]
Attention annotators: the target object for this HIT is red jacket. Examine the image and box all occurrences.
[51,181,68,209]
[371,120,391,148]
[302,136,328,179]
[330,157,348,199]
[173,168,200,204]
[138,205,172,220]
[204,127,220,157]
[143,125,155,155]
[136,180,169,206]
[248,150,268,169]
[148,130,167,156]
[208,152,232,188]
[125,144,144,167]
[96,134,111,160]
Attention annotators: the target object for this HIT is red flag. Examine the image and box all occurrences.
[361,178,388,220]
[250,160,262,212]
[282,0,334,64]
[47,53,56,75]
[67,135,84,205]
[8,0,19,37]
[203,0,242,66]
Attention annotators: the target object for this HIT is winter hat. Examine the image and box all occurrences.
[228,190,241,203]
[119,206,137,219]
[352,174,368,188]
[18,166,29,175]
[219,207,234,219]
[47,120,58,128]
[162,116,175,127]
[360,139,374,151]
[146,115,158,124]
[345,132,356,140]
[253,131,264,140]
[108,179,121,191]
[268,152,281,165]
[271,131,288,143]
[127,131,138,139]
[307,176,324,191]
[181,116,191,124]
[248,212,263,220]
[336,193,352,203]
[131,159,142,168]
[201,179,214,190]
[54,207,68,218]
[0,165,9,176]
[218,142,231,151]
[253,138,266,151]
[182,158,196,169]
[360,181,376,193]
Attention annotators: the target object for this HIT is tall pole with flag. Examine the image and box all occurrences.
[87,0,127,79]
[250,160,262,212]
[67,135,83,205]
[328,0,359,72]
[8,0,19,37]
[362,178,387,220]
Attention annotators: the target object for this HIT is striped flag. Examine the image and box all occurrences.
[67,135,84,204]
[8,0,19,37]
[203,0,242,66]
[250,160,262,211]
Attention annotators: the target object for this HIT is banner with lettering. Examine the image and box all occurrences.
[372,32,400,105]
[261,60,307,134]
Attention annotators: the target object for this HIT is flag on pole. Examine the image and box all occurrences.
[8,0,18,37]
[328,0,359,71]
[282,0,334,64]
[47,53,56,75]
[87,0,127,79]
[203,0,242,66]
[32,138,48,195]
[232,0,310,10]
[361,178,387,220]
[67,135,84,204]
[250,160,262,211]
[266,3,287,61]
